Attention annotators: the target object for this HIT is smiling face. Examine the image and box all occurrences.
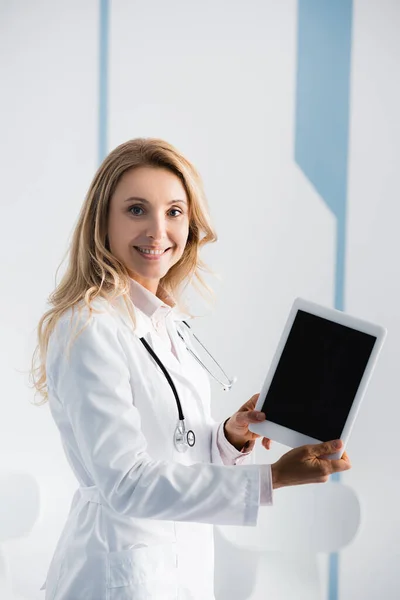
[107,166,190,295]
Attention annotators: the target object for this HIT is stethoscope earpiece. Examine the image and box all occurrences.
[222,376,238,392]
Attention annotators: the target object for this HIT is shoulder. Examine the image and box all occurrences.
[47,298,131,382]
[57,298,116,334]
[48,298,121,361]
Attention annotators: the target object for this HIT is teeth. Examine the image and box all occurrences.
[137,247,165,255]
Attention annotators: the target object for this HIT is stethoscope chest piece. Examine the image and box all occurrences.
[174,419,196,453]
[187,430,195,447]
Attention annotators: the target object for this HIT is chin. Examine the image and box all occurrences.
[130,262,169,278]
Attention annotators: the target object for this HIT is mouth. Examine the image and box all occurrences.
[133,246,172,260]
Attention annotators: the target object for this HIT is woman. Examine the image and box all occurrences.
[31,138,350,600]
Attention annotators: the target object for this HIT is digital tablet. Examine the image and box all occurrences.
[249,298,387,459]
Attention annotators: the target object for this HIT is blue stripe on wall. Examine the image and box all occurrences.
[294,1,353,599]
[98,0,109,164]
[295,0,352,313]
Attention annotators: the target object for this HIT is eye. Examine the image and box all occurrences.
[169,208,183,217]
[128,205,144,216]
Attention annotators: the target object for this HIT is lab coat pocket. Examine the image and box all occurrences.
[106,542,178,600]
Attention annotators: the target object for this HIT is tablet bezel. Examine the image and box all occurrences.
[248,297,387,459]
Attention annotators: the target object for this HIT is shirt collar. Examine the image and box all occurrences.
[128,278,176,320]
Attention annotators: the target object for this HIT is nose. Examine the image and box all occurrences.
[145,213,167,242]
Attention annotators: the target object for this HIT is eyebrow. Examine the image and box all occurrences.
[123,196,187,205]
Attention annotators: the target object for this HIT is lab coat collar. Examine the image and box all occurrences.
[128,278,174,319]
[111,281,190,338]
[127,278,190,325]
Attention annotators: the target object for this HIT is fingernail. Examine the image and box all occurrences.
[256,413,265,421]
[333,440,342,449]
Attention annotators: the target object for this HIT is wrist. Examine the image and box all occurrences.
[271,463,283,489]
[223,418,246,451]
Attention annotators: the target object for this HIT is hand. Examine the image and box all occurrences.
[271,440,352,489]
[224,393,272,452]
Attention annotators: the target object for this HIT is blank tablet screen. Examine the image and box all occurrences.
[261,310,377,441]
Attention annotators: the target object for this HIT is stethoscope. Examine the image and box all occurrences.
[139,321,237,453]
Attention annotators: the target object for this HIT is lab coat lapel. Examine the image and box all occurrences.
[111,295,195,388]
[143,325,205,408]
[145,328,184,376]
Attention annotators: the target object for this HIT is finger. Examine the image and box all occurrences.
[328,456,352,472]
[262,437,271,450]
[319,450,351,463]
[235,410,265,426]
[334,451,351,469]
[341,451,351,464]
[238,393,260,412]
[247,410,266,423]
[308,439,343,458]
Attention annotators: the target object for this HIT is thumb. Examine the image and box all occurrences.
[309,439,342,458]
[236,410,265,425]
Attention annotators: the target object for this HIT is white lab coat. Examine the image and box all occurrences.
[42,294,262,600]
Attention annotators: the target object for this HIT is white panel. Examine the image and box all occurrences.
[0,1,98,598]
[342,0,400,599]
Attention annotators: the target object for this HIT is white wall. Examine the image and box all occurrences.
[342,1,400,598]
[0,0,99,596]
[0,1,398,598]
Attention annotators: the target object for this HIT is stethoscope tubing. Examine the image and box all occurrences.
[139,337,184,422]
[139,320,235,451]
[179,321,236,391]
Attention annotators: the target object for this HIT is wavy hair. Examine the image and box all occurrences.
[30,138,217,404]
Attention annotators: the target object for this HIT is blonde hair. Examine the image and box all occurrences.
[30,138,217,405]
